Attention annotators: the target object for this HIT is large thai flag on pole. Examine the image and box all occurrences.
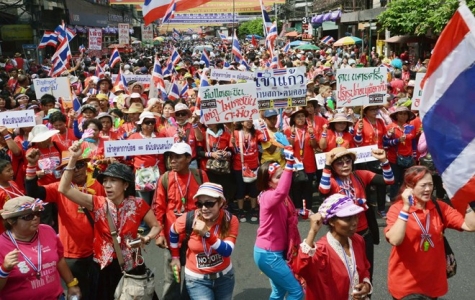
[54,21,75,43]
[162,0,176,24]
[200,50,210,67]
[232,32,242,62]
[265,22,278,51]
[420,3,475,214]
[143,0,212,26]
[259,0,272,36]
[109,48,121,69]
[38,31,58,49]
[170,47,181,65]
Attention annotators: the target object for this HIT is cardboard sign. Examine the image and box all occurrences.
[88,28,102,51]
[0,110,36,128]
[209,69,254,81]
[411,73,424,111]
[33,77,73,100]
[315,145,378,170]
[198,82,259,125]
[104,138,174,157]
[254,67,307,109]
[118,23,130,45]
[141,24,153,44]
[336,67,388,107]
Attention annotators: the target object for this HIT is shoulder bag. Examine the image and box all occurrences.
[395,136,414,168]
[205,132,231,175]
[432,199,457,278]
[239,131,257,183]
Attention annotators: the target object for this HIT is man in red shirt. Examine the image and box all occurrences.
[390,70,406,96]
[154,142,208,300]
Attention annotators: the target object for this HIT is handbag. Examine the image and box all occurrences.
[205,132,231,174]
[106,204,156,300]
[396,144,414,168]
[419,153,436,172]
[135,165,160,191]
[432,199,457,278]
[239,131,257,183]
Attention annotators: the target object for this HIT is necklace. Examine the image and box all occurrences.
[336,131,344,147]
[175,171,191,213]
[296,127,306,156]
[340,242,357,296]
[6,230,42,279]
[365,117,379,144]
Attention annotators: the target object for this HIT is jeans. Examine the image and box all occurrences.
[162,250,190,300]
[253,246,304,300]
[185,268,235,300]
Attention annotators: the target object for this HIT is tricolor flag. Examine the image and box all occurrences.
[269,56,279,69]
[95,64,105,78]
[240,59,251,71]
[114,69,128,93]
[168,80,180,101]
[259,0,272,36]
[143,0,212,26]
[282,41,291,53]
[54,21,76,43]
[109,48,121,69]
[79,44,86,53]
[265,22,278,51]
[51,38,71,71]
[50,56,68,77]
[170,47,181,65]
[219,32,228,40]
[151,57,168,99]
[72,96,82,112]
[162,0,176,24]
[420,3,475,214]
[163,59,174,77]
[180,84,188,98]
[172,28,181,40]
[200,50,210,67]
[321,36,335,45]
[232,32,243,61]
[38,31,58,49]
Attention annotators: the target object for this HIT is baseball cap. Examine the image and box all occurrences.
[264,109,279,118]
[166,142,192,156]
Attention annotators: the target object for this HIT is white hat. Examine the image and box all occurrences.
[124,64,131,70]
[166,142,192,156]
[193,182,226,201]
[96,112,113,122]
[125,92,145,107]
[28,125,59,143]
[90,76,99,84]
[174,103,191,116]
[136,111,156,124]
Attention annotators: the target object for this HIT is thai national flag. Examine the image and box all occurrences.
[50,56,68,77]
[180,84,188,98]
[200,50,210,67]
[282,41,291,53]
[172,28,181,40]
[232,33,243,61]
[168,80,180,101]
[114,69,128,93]
[240,59,251,71]
[162,0,176,24]
[219,32,227,40]
[41,65,52,73]
[38,31,58,49]
[259,0,272,36]
[265,22,278,51]
[170,47,181,65]
[143,0,212,26]
[163,59,174,77]
[151,56,168,99]
[72,96,82,112]
[196,73,210,110]
[95,64,105,78]
[321,36,335,45]
[420,4,475,214]
[109,48,121,69]
[270,56,279,69]
[54,21,76,43]
[51,38,71,69]
[79,44,86,53]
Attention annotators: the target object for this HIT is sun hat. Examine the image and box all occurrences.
[124,102,144,114]
[166,142,192,156]
[97,78,113,89]
[56,151,90,170]
[289,109,309,127]
[193,182,226,201]
[28,125,59,143]
[96,163,134,184]
[129,82,144,91]
[80,104,97,114]
[362,104,382,114]
[96,112,113,123]
[95,94,109,102]
[264,109,279,118]
[144,98,163,111]
[329,113,353,124]
[389,106,416,121]
[125,92,145,107]
[174,103,192,117]
[328,147,357,165]
[318,194,364,224]
[136,111,156,124]
[0,196,48,219]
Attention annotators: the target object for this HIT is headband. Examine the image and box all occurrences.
[268,162,281,179]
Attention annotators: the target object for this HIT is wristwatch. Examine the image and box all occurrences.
[204,231,211,239]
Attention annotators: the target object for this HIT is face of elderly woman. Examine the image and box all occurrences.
[196,195,222,221]
[332,155,353,177]
[11,212,41,235]
[329,214,359,238]
[413,173,433,203]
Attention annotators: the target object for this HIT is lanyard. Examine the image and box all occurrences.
[336,131,344,147]
[0,184,24,200]
[365,117,379,143]
[242,131,251,153]
[340,243,356,296]
[296,128,306,156]
[6,230,42,279]
[202,225,220,257]
[335,177,355,200]
[412,211,434,251]
[175,171,191,213]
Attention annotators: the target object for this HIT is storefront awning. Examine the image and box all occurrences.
[311,10,341,25]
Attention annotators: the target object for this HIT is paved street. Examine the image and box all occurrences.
[143,214,475,300]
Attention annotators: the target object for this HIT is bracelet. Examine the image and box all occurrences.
[321,133,327,138]
[63,167,76,171]
[356,130,362,135]
[67,278,79,287]
[0,266,10,278]
[290,133,295,139]
[309,134,316,140]
[380,160,389,166]
[192,123,198,129]
[3,134,11,141]
[26,166,37,175]
[398,211,409,222]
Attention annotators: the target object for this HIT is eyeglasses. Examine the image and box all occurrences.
[19,211,41,221]
[196,201,218,209]
[63,161,87,172]
[334,157,353,167]
[175,112,188,117]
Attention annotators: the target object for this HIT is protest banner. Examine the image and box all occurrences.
[104,138,174,158]
[141,24,154,44]
[33,77,73,100]
[210,69,254,81]
[336,67,388,107]
[198,82,259,125]
[118,23,130,45]
[88,28,102,50]
[254,67,307,109]
[411,73,424,111]
[0,110,36,128]
[315,145,378,170]
[110,74,151,85]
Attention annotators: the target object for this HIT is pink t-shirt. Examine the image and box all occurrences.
[0,225,64,299]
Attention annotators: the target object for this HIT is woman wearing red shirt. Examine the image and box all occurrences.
[319,113,355,152]
[80,119,107,177]
[385,106,417,202]
[97,113,120,141]
[284,109,318,210]
[385,166,475,299]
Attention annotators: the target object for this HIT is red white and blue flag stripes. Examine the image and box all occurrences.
[168,80,180,101]
[79,44,86,53]
[95,64,105,78]
[321,36,335,45]
[172,28,181,40]
[282,41,291,53]
[420,3,475,214]
[109,48,121,69]
[143,0,212,26]
[265,22,278,51]
[152,57,168,99]
[38,31,58,49]
[170,47,182,65]
[113,69,128,94]
[162,0,176,24]
[54,21,76,43]
[200,50,210,67]
[232,32,243,62]
[259,0,272,36]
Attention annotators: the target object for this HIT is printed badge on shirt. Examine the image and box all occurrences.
[196,253,224,269]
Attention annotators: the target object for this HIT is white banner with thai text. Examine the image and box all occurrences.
[198,82,259,125]
[315,145,378,170]
[88,28,102,50]
[254,67,307,110]
[336,67,388,107]
[0,110,36,128]
[141,24,154,44]
[33,77,73,100]
[110,74,151,85]
[411,73,424,111]
[210,69,254,81]
[118,23,130,45]
[104,138,174,157]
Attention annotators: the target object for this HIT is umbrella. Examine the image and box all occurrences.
[154,37,165,42]
[246,34,262,39]
[289,40,308,47]
[333,36,362,46]
[131,40,141,45]
[296,44,320,51]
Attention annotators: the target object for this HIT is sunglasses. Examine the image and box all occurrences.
[175,112,188,117]
[63,161,87,171]
[334,157,353,167]
[19,211,41,221]
[142,120,156,126]
[196,201,218,209]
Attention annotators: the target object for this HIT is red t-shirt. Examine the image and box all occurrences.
[386,122,417,163]
[127,132,166,173]
[231,130,264,171]
[354,118,388,149]
[284,126,317,173]
[32,143,67,185]
[390,78,406,95]
[198,131,231,170]
[51,129,78,149]
[321,130,355,152]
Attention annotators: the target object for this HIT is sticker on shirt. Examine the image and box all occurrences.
[196,253,224,269]
[18,261,30,274]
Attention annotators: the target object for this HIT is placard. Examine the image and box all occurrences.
[411,73,424,111]
[0,110,36,128]
[141,24,154,44]
[110,74,151,84]
[33,77,73,100]
[104,138,174,157]
[254,67,307,109]
[118,23,130,45]
[315,145,378,170]
[88,28,102,51]
[336,67,388,107]
[210,69,254,81]
[198,82,259,125]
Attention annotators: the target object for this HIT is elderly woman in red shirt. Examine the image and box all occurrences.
[319,113,355,152]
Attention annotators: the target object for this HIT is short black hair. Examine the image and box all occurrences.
[40,94,56,106]
[0,159,11,173]
[49,111,67,124]
[82,118,103,131]
[109,108,124,119]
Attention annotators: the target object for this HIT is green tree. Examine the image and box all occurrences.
[378,0,475,36]
[237,18,283,38]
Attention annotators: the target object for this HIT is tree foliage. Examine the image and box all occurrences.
[237,18,283,38]
[378,0,475,36]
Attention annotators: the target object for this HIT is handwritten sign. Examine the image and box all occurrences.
[254,67,307,109]
[110,74,151,85]
[210,69,254,81]
[118,23,130,45]
[411,73,424,111]
[33,77,73,100]
[336,67,388,107]
[315,145,378,170]
[141,24,153,44]
[88,28,102,51]
[0,110,36,128]
[198,82,259,125]
[104,138,174,158]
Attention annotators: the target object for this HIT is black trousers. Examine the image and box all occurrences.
[65,256,97,300]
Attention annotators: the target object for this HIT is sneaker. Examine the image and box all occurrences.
[238,210,247,223]
[250,209,258,222]
[378,211,387,219]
